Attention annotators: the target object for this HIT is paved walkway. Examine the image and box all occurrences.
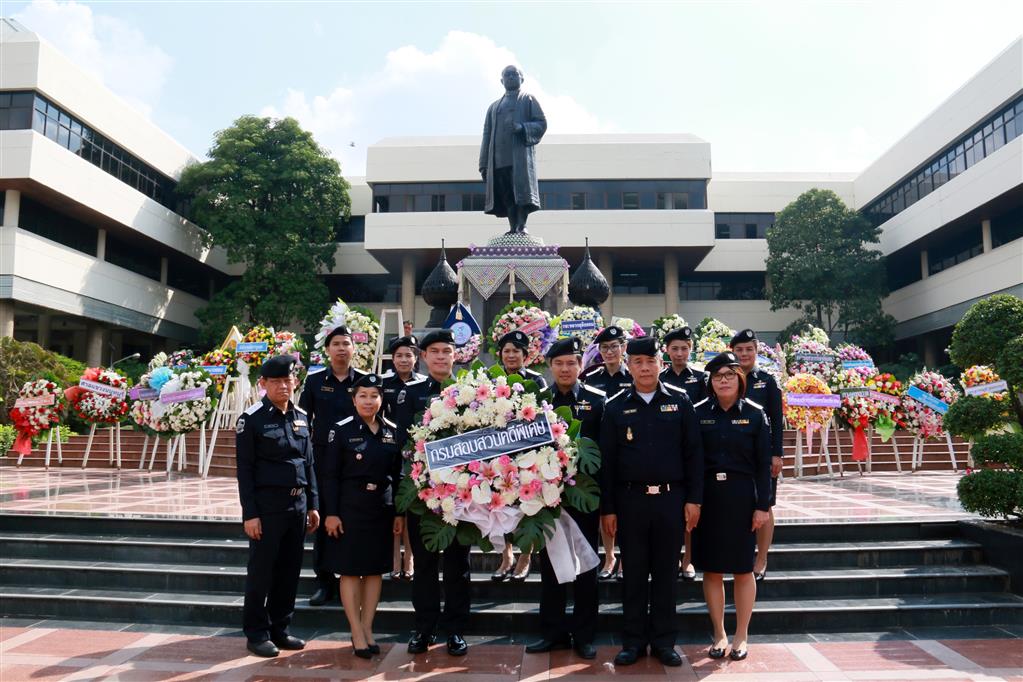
[0,468,975,524]
[2,621,1022,681]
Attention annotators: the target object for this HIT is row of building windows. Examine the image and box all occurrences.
[0,91,178,209]
[714,213,774,239]
[862,94,1023,226]
[370,180,708,213]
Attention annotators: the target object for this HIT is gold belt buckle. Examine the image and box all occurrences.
[366,482,378,491]
[646,485,661,495]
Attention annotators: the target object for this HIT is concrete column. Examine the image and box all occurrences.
[922,334,939,368]
[160,257,169,285]
[764,272,773,298]
[2,189,20,227]
[400,254,415,324]
[37,313,51,348]
[96,228,107,261]
[0,300,14,338]
[981,219,992,253]
[598,251,613,320]
[663,252,679,316]
[920,249,929,279]
[110,331,124,364]
[86,323,104,367]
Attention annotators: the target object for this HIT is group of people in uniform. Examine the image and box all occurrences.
[235,320,783,666]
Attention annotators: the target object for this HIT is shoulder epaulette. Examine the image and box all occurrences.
[664,383,686,394]
[745,398,764,410]
[244,402,264,416]
[582,384,606,397]
[353,367,369,376]
[382,416,397,428]
[606,389,626,403]
[380,370,396,379]
[693,397,710,408]
[335,416,355,427]
[584,366,604,377]
[307,366,327,376]
[294,404,308,415]
[405,377,428,387]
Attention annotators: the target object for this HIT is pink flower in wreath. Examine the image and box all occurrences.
[476,385,491,400]
[490,492,506,508]
[415,439,426,453]
[468,460,482,473]
[520,485,536,501]
[422,411,431,425]
[551,422,566,439]
[411,462,424,479]
[495,385,512,398]
[458,488,473,503]
[521,405,537,421]
[444,395,457,409]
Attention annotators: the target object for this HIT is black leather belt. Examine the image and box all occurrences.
[622,481,680,495]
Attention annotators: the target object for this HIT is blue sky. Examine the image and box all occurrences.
[8,0,1023,177]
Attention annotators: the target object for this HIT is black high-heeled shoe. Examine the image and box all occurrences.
[510,560,531,582]
[367,643,381,655]
[708,645,727,659]
[729,645,748,661]
[754,569,767,582]
[491,566,513,582]
[598,557,618,581]
[352,642,373,659]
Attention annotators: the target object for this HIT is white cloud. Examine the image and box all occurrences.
[13,0,172,117]
[260,31,609,175]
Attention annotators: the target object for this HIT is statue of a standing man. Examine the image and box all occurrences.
[479,65,547,234]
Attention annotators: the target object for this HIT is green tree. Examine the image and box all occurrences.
[178,116,350,345]
[766,189,895,347]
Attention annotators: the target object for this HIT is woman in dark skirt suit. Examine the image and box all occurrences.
[691,352,772,661]
[323,373,404,658]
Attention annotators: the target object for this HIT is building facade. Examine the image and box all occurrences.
[2,18,1020,366]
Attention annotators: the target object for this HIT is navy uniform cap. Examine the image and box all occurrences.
[419,329,455,350]
[729,328,757,347]
[351,373,384,392]
[388,335,419,354]
[595,326,624,344]
[325,324,352,345]
[626,336,658,357]
[705,351,741,375]
[498,330,530,351]
[260,355,297,378]
[663,326,693,345]
[545,337,582,360]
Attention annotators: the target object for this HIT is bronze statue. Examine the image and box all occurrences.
[479,65,547,234]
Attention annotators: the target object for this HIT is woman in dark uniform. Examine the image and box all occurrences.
[691,352,771,662]
[323,373,404,658]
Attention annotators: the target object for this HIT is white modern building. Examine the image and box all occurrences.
[1,17,1020,367]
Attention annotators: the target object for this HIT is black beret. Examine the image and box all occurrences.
[351,373,384,392]
[595,326,625,344]
[498,330,529,351]
[419,329,455,350]
[729,328,757,347]
[324,324,352,345]
[260,354,297,378]
[388,335,418,354]
[663,326,693,345]
[705,351,741,375]
[626,336,658,357]
[545,337,582,360]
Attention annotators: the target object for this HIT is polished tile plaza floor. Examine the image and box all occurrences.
[0,468,975,524]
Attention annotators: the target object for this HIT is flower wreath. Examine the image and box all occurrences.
[487,301,556,368]
[651,314,688,348]
[557,306,604,348]
[904,370,960,440]
[66,367,130,424]
[315,299,380,372]
[8,379,66,455]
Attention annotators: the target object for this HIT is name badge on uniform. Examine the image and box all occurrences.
[397,389,406,405]
[576,403,591,411]
[320,386,335,393]
[685,377,697,383]
[349,437,363,444]
[754,382,766,389]
[660,404,678,412]
[293,419,307,428]
[623,408,638,415]
[716,472,728,481]
[626,427,633,441]
[382,430,396,444]
[732,419,750,425]
[700,419,716,425]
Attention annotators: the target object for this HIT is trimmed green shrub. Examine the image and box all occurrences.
[957,469,1023,519]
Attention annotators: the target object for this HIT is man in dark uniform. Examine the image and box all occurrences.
[494,330,548,390]
[658,326,706,580]
[600,337,703,667]
[300,324,368,606]
[525,337,604,660]
[393,330,472,657]
[236,355,320,658]
[659,327,707,404]
[582,325,632,395]
[729,329,784,581]
[381,335,425,417]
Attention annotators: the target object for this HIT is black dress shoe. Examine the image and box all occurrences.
[246,640,279,658]
[614,646,643,666]
[308,587,332,606]
[367,643,381,655]
[574,642,597,659]
[407,631,435,654]
[525,638,572,654]
[271,634,306,650]
[729,645,748,661]
[598,558,618,581]
[708,645,727,659]
[652,646,682,666]
[447,634,468,656]
[353,644,373,659]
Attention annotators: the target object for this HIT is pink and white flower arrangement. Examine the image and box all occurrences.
[488,304,555,367]
[904,370,960,440]
[453,334,482,365]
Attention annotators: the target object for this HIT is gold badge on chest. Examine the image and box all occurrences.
[626,426,634,441]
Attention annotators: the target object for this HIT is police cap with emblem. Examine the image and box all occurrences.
[545,337,582,360]
[729,328,757,347]
[324,324,353,346]
[704,351,741,375]
[388,335,419,354]
[498,330,530,351]
[594,325,625,345]
[350,372,384,394]
[419,329,456,350]
[626,336,658,357]
[662,326,694,346]
[260,354,298,378]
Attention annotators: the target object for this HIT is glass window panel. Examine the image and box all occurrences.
[673,193,688,209]
[571,192,586,210]
[622,192,639,209]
